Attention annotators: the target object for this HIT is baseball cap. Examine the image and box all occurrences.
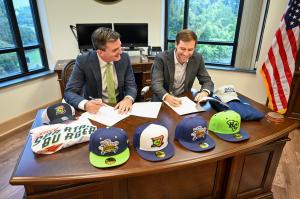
[42,103,76,124]
[133,123,174,162]
[208,110,249,142]
[175,116,215,152]
[89,127,130,168]
[214,85,240,103]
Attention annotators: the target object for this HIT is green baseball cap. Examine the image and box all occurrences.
[208,110,249,142]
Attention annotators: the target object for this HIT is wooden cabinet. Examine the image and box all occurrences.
[54,56,153,102]
[286,71,300,120]
[225,137,288,199]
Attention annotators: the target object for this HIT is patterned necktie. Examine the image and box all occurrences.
[105,63,117,103]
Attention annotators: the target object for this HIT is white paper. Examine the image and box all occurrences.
[164,96,205,115]
[81,105,130,126]
[130,102,162,118]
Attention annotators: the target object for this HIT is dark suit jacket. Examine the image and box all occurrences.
[64,51,137,109]
[151,49,214,101]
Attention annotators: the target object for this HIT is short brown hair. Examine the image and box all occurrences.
[175,29,197,44]
[91,27,120,50]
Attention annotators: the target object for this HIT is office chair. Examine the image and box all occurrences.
[61,59,76,91]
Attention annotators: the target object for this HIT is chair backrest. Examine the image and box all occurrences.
[61,59,75,92]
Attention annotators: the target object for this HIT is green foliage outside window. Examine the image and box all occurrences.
[167,0,240,65]
[0,0,45,80]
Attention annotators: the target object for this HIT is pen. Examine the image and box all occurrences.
[89,96,101,101]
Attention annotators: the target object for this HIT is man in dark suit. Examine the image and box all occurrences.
[64,27,137,114]
[151,29,214,106]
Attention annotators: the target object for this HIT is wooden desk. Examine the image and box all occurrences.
[54,56,153,101]
[10,93,299,199]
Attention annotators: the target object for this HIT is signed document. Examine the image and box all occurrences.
[81,105,130,126]
[164,96,205,115]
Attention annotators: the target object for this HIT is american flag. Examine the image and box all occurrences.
[260,0,300,114]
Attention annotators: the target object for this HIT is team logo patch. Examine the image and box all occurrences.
[151,135,164,148]
[233,133,243,139]
[199,142,209,148]
[105,157,116,165]
[55,105,66,115]
[224,87,235,93]
[155,151,166,158]
[226,120,239,132]
[191,126,207,141]
[98,139,119,155]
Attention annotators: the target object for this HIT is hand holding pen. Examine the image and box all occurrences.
[84,96,105,114]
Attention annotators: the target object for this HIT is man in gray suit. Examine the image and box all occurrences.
[151,29,214,107]
[64,27,137,114]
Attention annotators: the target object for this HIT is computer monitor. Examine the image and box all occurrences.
[76,23,113,50]
[113,23,148,49]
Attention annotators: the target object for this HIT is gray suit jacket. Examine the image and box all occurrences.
[64,51,137,108]
[151,49,214,101]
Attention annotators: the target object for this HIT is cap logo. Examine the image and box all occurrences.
[199,142,209,148]
[151,135,164,148]
[226,120,239,132]
[105,157,116,165]
[233,133,243,139]
[98,139,119,155]
[191,126,207,141]
[55,105,66,115]
[224,87,235,93]
[155,151,166,158]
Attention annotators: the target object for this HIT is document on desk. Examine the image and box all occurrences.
[130,102,162,118]
[81,105,130,127]
[164,96,205,115]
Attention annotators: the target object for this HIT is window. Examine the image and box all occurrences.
[165,0,269,69]
[0,0,48,83]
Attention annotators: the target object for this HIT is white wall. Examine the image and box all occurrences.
[41,0,163,68]
[0,0,288,123]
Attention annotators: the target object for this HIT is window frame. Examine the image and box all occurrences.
[0,0,48,83]
[164,0,245,67]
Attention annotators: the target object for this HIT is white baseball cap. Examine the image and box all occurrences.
[214,85,240,103]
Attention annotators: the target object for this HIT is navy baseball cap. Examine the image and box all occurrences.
[42,103,76,124]
[208,110,250,142]
[175,116,215,152]
[133,123,174,162]
[89,127,130,168]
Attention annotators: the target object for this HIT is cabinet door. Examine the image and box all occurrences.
[224,138,287,199]
[127,160,226,199]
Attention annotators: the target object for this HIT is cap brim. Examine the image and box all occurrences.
[89,147,130,168]
[49,115,76,124]
[178,134,215,152]
[136,143,174,162]
[214,128,249,142]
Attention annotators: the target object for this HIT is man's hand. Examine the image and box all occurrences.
[194,91,209,103]
[165,94,182,107]
[85,99,105,114]
[115,97,133,114]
